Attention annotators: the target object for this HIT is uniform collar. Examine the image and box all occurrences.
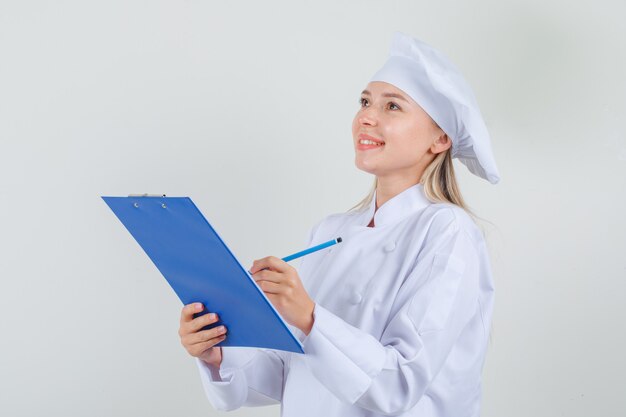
[362,182,432,228]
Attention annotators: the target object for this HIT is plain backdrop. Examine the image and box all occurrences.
[1,1,625,416]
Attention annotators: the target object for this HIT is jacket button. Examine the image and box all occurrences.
[349,291,362,304]
[383,242,396,252]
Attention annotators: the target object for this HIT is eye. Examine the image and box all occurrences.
[359,97,400,111]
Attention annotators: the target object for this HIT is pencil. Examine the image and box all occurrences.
[282,237,343,262]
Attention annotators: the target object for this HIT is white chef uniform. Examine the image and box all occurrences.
[195,182,495,417]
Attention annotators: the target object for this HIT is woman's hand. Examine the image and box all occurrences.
[179,303,227,368]
[249,256,315,335]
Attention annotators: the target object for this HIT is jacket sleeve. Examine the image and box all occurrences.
[195,347,286,411]
[301,211,486,415]
[194,221,324,411]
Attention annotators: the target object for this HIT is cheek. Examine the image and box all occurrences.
[385,124,431,157]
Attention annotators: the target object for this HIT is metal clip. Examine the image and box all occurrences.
[128,193,167,197]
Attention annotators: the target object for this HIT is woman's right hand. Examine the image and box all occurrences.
[179,302,228,368]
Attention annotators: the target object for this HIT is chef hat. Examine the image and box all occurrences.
[368,31,500,184]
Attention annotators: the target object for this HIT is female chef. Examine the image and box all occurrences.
[178,31,500,417]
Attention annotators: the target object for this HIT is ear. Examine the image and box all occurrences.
[430,132,452,155]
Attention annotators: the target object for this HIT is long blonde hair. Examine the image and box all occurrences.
[347,147,485,226]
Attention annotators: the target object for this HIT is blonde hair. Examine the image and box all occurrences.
[347,147,486,226]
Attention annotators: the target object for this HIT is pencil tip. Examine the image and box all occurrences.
[337,237,342,243]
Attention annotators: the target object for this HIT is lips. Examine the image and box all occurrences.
[358,133,385,145]
[356,133,385,151]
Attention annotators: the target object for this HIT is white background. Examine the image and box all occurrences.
[1,1,625,416]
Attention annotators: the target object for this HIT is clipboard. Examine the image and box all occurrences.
[102,195,304,353]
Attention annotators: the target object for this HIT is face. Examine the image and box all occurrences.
[352,81,451,181]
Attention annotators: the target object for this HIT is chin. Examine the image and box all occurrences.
[354,158,378,175]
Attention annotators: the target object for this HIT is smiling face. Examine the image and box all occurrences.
[352,81,451,183]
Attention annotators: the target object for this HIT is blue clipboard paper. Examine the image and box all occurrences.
[102,196,304,353]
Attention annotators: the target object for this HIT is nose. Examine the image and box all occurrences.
[358,107,378,126]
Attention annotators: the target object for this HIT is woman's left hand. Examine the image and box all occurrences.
[249,256,315,335]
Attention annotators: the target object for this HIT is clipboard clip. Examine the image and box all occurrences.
[128,193,167,197]
[128,194,168,208]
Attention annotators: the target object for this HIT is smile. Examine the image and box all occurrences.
[359,139,384,146]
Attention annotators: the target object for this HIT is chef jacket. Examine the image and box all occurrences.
[195,182,495,417]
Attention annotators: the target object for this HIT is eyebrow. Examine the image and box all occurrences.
[361,89,409,103]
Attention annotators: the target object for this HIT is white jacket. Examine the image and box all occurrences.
[195,183,495,416]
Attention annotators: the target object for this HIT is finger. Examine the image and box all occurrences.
[188,335,227,357]
[250,256,288,274]
[180,302,204,324]
[257,280,285,294]
[188,311,220,333]
[252,269,284,284]
[249,257,270,274]
[187,325,228,345]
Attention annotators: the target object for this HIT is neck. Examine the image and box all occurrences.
[375,173,422,210]
[374,152,436,209]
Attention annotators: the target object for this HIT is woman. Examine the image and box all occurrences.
[178,31,500,417]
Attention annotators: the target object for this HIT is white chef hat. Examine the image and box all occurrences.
[368,31,500,184]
